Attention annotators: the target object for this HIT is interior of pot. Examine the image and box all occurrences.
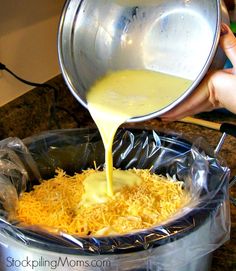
[0,128,229,255]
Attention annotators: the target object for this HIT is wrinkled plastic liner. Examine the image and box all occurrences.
[0,128,230,255]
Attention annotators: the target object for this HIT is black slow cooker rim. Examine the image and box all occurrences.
[11,199,223,255]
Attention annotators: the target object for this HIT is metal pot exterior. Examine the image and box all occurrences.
[0,215,216,271]
[58,0,230,122]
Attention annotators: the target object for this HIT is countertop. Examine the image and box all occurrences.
[0,75,235,270]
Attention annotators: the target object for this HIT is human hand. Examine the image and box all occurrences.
[161,23,236,122]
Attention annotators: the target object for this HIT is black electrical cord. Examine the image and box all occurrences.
[0,62,81,128]
[0,62,53,89]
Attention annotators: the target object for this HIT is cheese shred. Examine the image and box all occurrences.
[16,168,190,236]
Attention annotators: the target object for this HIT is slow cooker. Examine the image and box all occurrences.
[0,128,231,271]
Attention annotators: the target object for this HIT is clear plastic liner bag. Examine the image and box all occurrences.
[0,128,231,271]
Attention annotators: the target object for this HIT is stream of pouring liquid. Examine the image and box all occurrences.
[86,69,192,201]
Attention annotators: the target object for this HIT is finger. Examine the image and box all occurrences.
[220,23,236,71]
[161,99,214,122]
[222,68,234,74]
[161,78,210,120]
[210,70,236,114]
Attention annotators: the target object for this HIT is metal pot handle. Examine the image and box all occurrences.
[229,176,236,206]
[179,117,236,154]
[179,117,236,206]
[214,123,236,155]
[214,123,236,206]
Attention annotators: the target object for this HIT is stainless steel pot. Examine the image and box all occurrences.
[58,0,229,122]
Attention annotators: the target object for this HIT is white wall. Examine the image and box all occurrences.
[0,0,66,106]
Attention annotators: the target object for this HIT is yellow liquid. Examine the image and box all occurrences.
[81,169,142,206]
[86,69,192,201]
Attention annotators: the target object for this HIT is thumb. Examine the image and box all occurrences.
[220,23,236,72]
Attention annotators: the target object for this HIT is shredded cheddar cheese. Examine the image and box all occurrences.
[16,168,190,236]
